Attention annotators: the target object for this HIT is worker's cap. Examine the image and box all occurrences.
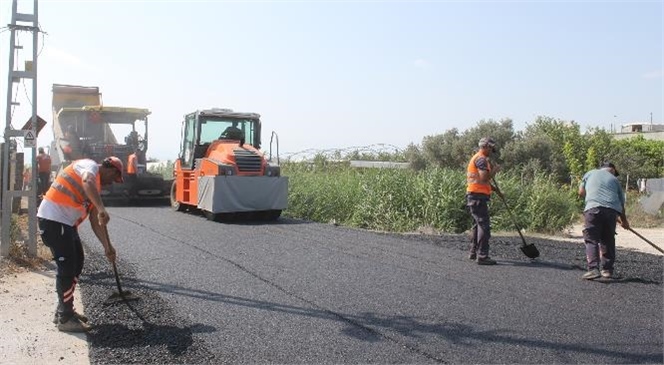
[103,156,124,183]
[478,137,497,148]
[600,161,619,176]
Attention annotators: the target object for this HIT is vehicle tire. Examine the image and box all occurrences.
[170,181,186,212]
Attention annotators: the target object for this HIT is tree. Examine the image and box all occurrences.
[500,134,562,177]
[405,143,427,171]
[421,128,464,169]
[419,119,516,169]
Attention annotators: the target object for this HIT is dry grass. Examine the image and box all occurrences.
[0,212,52,278]
[626,192,664,229]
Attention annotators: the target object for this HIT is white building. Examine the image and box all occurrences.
[613,123,664,141]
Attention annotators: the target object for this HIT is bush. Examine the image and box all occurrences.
[283,164,579,234]
[148,160,174,179]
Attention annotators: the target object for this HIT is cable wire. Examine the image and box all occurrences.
[37,23,47,58]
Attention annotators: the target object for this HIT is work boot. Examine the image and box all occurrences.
[53,311,89,325]
[600,270,614,279]
[57,316,92,333]
[582,269,601,280]
[477,257,497,265]
[468,253,477,260]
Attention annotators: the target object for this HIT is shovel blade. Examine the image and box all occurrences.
[521,243,540,259]
[104,290,140,305]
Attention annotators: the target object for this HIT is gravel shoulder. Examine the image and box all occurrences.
[1,224,662,364]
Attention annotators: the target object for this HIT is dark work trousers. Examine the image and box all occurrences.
[38,172,50,196]
[125,173,138,197]
[38,218,84,321]
[582,207,618,271]
[467,194,491,258]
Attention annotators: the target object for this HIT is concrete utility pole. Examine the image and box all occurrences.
[1,0,39,257]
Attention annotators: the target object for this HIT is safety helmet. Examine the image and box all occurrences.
[103,156,124,183]
[478,137,497,148]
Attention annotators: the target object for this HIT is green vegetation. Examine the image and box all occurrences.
[148,117,663,233]
[408,116,664,187]
[147,160,174,178]
[283,162,581,234]
[283,116,664,233]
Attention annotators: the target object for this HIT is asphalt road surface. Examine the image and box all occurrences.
[76,206,663,364]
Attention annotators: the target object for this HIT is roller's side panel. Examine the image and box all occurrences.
[197,176,288,214]
[176,170,199,206]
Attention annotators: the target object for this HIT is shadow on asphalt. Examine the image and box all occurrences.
[93,275,661,364]
[496,259,584,271]
[89,321,216,355]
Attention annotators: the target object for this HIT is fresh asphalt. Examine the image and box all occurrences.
[76,206,663,364]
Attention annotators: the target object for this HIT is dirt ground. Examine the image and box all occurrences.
[0,269,89,365]
[0,221,662,365]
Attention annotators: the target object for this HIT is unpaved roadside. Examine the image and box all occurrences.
[534,224,664,257]
[0,268,89,365]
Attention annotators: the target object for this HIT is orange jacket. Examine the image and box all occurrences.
[37,153,51,173]
[466,151,492,195]
[44,163,101,226]
[127,153,137,175]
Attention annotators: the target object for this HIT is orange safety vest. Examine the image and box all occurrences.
[37,153,52,173]
[44,163,101,226]
[127,153,137,174]
[466,151,492,195]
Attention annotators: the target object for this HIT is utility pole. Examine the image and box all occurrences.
[1,0,39,257]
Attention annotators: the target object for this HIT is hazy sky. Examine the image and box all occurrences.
[1,0,662,161]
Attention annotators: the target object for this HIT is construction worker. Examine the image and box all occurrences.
[220,124,243,140]
[62,125,82,160]
[127,149,138,196]
[22,167,31,190]
[466,137,501,265]
[36,147,52,196]
[37,156,124,332]
[578,162,630,280]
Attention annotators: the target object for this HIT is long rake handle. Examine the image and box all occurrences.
[628,228,664,254]
[492,179,529,248]
[112,261,125,295]
[102,225,125,294]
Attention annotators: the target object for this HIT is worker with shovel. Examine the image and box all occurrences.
[37,157,124,332]
[578,162,630,280]
[466,137,501,265]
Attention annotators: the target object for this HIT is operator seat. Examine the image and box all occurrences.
[219,126,243,140]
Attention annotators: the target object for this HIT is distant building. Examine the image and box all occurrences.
[613,123,664,141]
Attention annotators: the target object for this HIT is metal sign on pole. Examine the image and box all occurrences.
[1,0,40,257]
[24,130,36,148]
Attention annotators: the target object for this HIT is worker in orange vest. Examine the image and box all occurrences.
[37,157,124,332]
[36,147,52,196]
[127,149,138,196]
[466,137,501,265]
[22,167,31,190]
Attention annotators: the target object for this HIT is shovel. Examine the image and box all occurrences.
[103,225,140,304]
[628,227,664,254]
[492,179,540,259]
